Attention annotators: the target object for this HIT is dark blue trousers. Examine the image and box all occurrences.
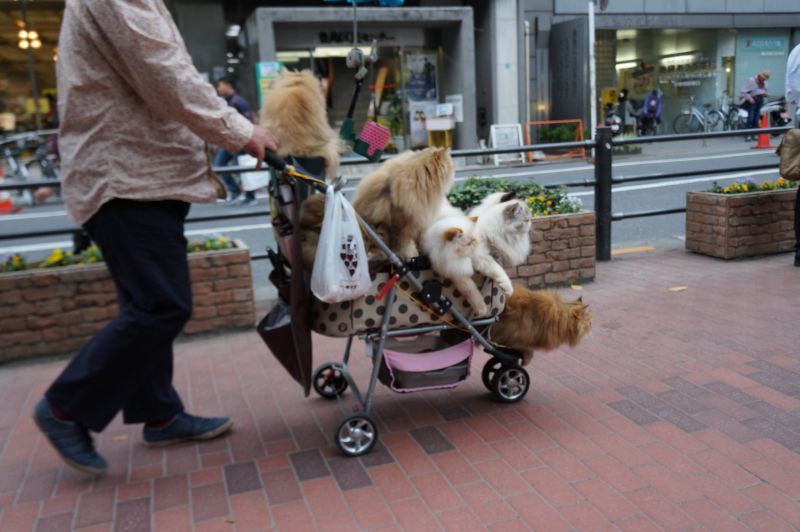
[46,199,191,432]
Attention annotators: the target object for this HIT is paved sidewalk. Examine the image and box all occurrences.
[1,248,799,531]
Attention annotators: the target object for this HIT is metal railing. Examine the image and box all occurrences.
[0,125,790,264]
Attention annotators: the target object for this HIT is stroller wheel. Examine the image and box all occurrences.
[313,363,349,399]
[336,413,378,457]
[491,366,530,403]
[481,357,504,391]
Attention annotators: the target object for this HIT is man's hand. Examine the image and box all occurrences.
[243,125,279,169]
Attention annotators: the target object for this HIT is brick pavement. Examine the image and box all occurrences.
[0,247,798,531]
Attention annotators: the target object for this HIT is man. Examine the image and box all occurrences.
[739,69,770,140]
[33,0,278,475]
[786,44,800,267]
[213,78,258,206]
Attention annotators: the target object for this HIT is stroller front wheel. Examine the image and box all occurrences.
[336,413,378,456]
[491,366,530,403]
[313,363,349,399]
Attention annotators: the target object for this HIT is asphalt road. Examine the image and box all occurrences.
[0,136,783,300]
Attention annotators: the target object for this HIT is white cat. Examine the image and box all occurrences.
[421,215,513,317]
[471,193,532,267]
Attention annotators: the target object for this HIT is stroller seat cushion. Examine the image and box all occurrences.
[311,269,506,337]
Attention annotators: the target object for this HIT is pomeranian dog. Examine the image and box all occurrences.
[261,70,341,178]
[492,286,592,365]
[352,147,455,259]
[298,193,326,271]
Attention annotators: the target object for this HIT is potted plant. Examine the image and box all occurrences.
[0,236,255,363]
[685,177,798,259]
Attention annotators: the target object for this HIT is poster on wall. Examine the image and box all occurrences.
[408,101,437,148]
[405,53,438,102]
[256,62,283,107]
[734,32,789,101]
[405,52,438,147]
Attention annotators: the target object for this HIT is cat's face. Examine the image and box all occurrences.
[504,201,532,233]
[443,222,478,257]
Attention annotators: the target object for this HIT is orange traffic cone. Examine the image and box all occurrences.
[753,113,772,149]
[0,193,14,214]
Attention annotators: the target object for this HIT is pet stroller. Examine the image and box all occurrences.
[257,152,529,457]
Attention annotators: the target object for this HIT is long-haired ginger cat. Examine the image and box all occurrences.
[492,286,592,365]
[261,70,341,178]
[352,147,455,259]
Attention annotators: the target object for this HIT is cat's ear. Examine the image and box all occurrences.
[570,306,586,318]
[500,191,516,202]
[468,215,479,223]
[577,296,583,303]
[444,227,463,241]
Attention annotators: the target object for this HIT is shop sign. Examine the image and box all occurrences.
[275,27,425,49]
[319,31,395,44]
[738,36,787,57]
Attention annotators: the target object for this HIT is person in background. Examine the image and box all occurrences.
[739,69,770,140]
[213,77,258,206]
[785,44,800,267]
[33,0,279,476]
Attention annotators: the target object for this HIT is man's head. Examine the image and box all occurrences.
[216,78,236,97]
[758,69,771,82]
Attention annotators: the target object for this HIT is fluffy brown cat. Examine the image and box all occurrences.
[492,286,592,365]
[352,147,455,259]
[298,193,326,271]
[261,70,341,178]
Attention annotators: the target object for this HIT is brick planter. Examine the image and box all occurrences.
[508,211,596,288]
[685,189,796,259]
[0,240,254,363]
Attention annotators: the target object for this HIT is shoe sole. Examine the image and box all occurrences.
[143,419,233,448]
[32,414,107,476]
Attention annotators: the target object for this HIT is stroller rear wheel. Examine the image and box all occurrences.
[313,363,349,399]
[336,413,378,456]
[491,366,530,403]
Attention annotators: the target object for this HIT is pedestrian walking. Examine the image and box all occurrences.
[33,0,279,475]
[739,69,770,140]
[213,77,259,205]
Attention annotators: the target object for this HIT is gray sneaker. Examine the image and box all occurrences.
[142,412,232,447]
[32,399,108,476]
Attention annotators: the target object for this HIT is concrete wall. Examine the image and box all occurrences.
[169,0,228,82]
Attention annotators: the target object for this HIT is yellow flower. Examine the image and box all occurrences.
[537,195,545,202]
[723,187,730,193]
[741,184,749,192]
[11,255,20,266]
[731,183,738,190]
[546,200,552,207]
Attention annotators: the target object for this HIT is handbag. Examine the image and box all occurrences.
[237,154,271,191]
[310,187,371,303]
[777,129,800,181]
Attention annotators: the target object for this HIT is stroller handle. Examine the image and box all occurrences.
[263,150,288,171]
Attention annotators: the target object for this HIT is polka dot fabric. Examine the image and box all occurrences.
[311,270,506,337]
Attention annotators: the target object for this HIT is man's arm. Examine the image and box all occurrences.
[85,0,263,154]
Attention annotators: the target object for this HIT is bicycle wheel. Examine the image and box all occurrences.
[673,113,699,134]
[706,111,724,132]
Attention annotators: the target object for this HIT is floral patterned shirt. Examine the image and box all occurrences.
[57,0,254,224]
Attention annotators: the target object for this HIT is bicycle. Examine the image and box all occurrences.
[673,96,724,134]
[1,132,60,207]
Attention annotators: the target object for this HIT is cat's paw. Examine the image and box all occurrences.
[500,280,514,296]
[521,350,533,366]
[473,301,490,317]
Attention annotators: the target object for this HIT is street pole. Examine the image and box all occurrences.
[524,20,531,128]
[594,126,613,261]
[21,0,42,131]
[588,0,597,143]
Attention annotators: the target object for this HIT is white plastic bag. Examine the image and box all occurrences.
[311,187,371,303]
[237,154,270,192]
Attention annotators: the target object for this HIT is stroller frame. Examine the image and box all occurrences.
[263,152,529,457]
